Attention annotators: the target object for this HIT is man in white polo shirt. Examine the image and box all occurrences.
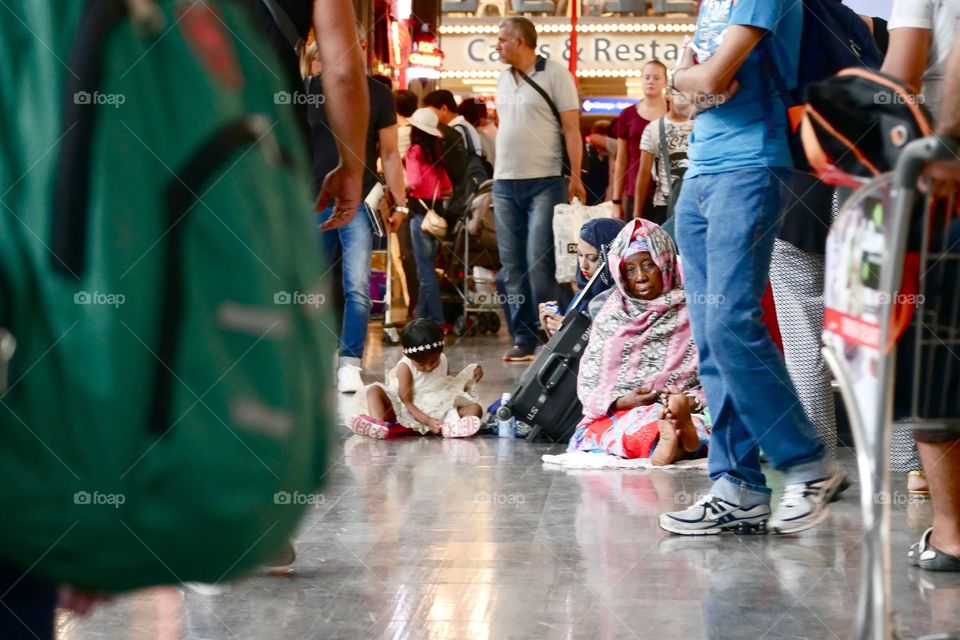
[494,17,586,362]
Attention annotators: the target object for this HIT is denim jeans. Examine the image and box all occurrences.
[675,168,830,507]
[493,177,569,345]
[319,204,372,365]
[0,560,55,639]
[409,206,445,324]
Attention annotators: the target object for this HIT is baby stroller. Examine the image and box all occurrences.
[438,179,503,336]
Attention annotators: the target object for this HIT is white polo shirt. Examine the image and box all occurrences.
[494,56,579,180]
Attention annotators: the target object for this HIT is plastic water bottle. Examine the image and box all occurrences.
[497,393,516,438]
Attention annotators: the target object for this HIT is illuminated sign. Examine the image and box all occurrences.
[581,97,639,115]
[440,21,689,73]
[409,40,444,69]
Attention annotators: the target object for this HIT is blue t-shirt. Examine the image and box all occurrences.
[686,0,802,177]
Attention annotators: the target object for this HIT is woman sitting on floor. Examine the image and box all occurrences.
[568,219,711,465]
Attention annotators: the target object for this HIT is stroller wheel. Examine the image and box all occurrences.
[476,313,490,334]
[484,312,501,335]
[453,314,469,337]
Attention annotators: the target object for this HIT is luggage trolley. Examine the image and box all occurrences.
[821,137,960,640]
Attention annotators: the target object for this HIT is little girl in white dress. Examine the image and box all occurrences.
[348,319,484,439]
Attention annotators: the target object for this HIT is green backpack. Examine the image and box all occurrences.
[0,0,332,591]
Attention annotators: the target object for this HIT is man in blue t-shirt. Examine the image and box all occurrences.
[659,0,843,537]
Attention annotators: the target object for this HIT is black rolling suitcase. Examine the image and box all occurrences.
[498,266,607,442]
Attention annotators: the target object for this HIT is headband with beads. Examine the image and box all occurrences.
[403,340,444,355]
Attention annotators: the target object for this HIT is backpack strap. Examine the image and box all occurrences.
[512,56,571,175]
[514,57,562,128]
[658,117,671,196]
[261,0,304,51]
[454,123,478,156]
[759,36,807,139]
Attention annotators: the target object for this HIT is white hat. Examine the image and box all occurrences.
[408,107,444,138]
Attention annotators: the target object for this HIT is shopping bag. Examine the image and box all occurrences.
[553,199,616,283]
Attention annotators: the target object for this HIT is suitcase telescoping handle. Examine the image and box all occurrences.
[561,258,608,329]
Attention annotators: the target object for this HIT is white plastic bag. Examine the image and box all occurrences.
[552,198,616,283]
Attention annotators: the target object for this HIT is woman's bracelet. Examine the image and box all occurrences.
[392,205,409,215]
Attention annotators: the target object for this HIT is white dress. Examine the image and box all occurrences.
[353,354,480,434]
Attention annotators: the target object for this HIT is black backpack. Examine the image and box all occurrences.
[437,122,468,186]
[446,123,492,220]
[761,0,883,170]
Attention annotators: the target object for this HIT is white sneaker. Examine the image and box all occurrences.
[658,495,771,536]
[337,365,364,393]
[769,468,844,535]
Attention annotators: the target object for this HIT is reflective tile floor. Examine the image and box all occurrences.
[61,332,960,639]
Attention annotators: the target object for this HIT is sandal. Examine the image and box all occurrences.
[347,415,389,439]
[441,415,481,438]
[907,469,930,498]
[908,528,960,571]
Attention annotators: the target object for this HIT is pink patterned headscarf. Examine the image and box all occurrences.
[577,219,702,420]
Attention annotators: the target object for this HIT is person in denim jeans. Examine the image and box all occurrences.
[405,108,453,325]
[658,0,843,537]
[493,17,586,362]
[305,26,407,393]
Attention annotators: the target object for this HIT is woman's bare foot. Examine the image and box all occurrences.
[665,393,701,453]
[651,419,682,466]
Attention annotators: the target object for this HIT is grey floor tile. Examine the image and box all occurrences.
[61,328,960,639]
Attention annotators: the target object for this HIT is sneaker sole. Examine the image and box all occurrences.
[769,503,831,535]
[658,517,769,537]
[503,356,535,362]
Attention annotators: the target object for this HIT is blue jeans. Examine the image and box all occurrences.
[493,177,569,345]
[409,208,445,324]
[675,168,830,506]
[319,204,372,364]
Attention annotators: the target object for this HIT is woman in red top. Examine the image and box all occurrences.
[404,108,453,324]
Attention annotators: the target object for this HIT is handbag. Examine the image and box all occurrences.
[419,185,447,238]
